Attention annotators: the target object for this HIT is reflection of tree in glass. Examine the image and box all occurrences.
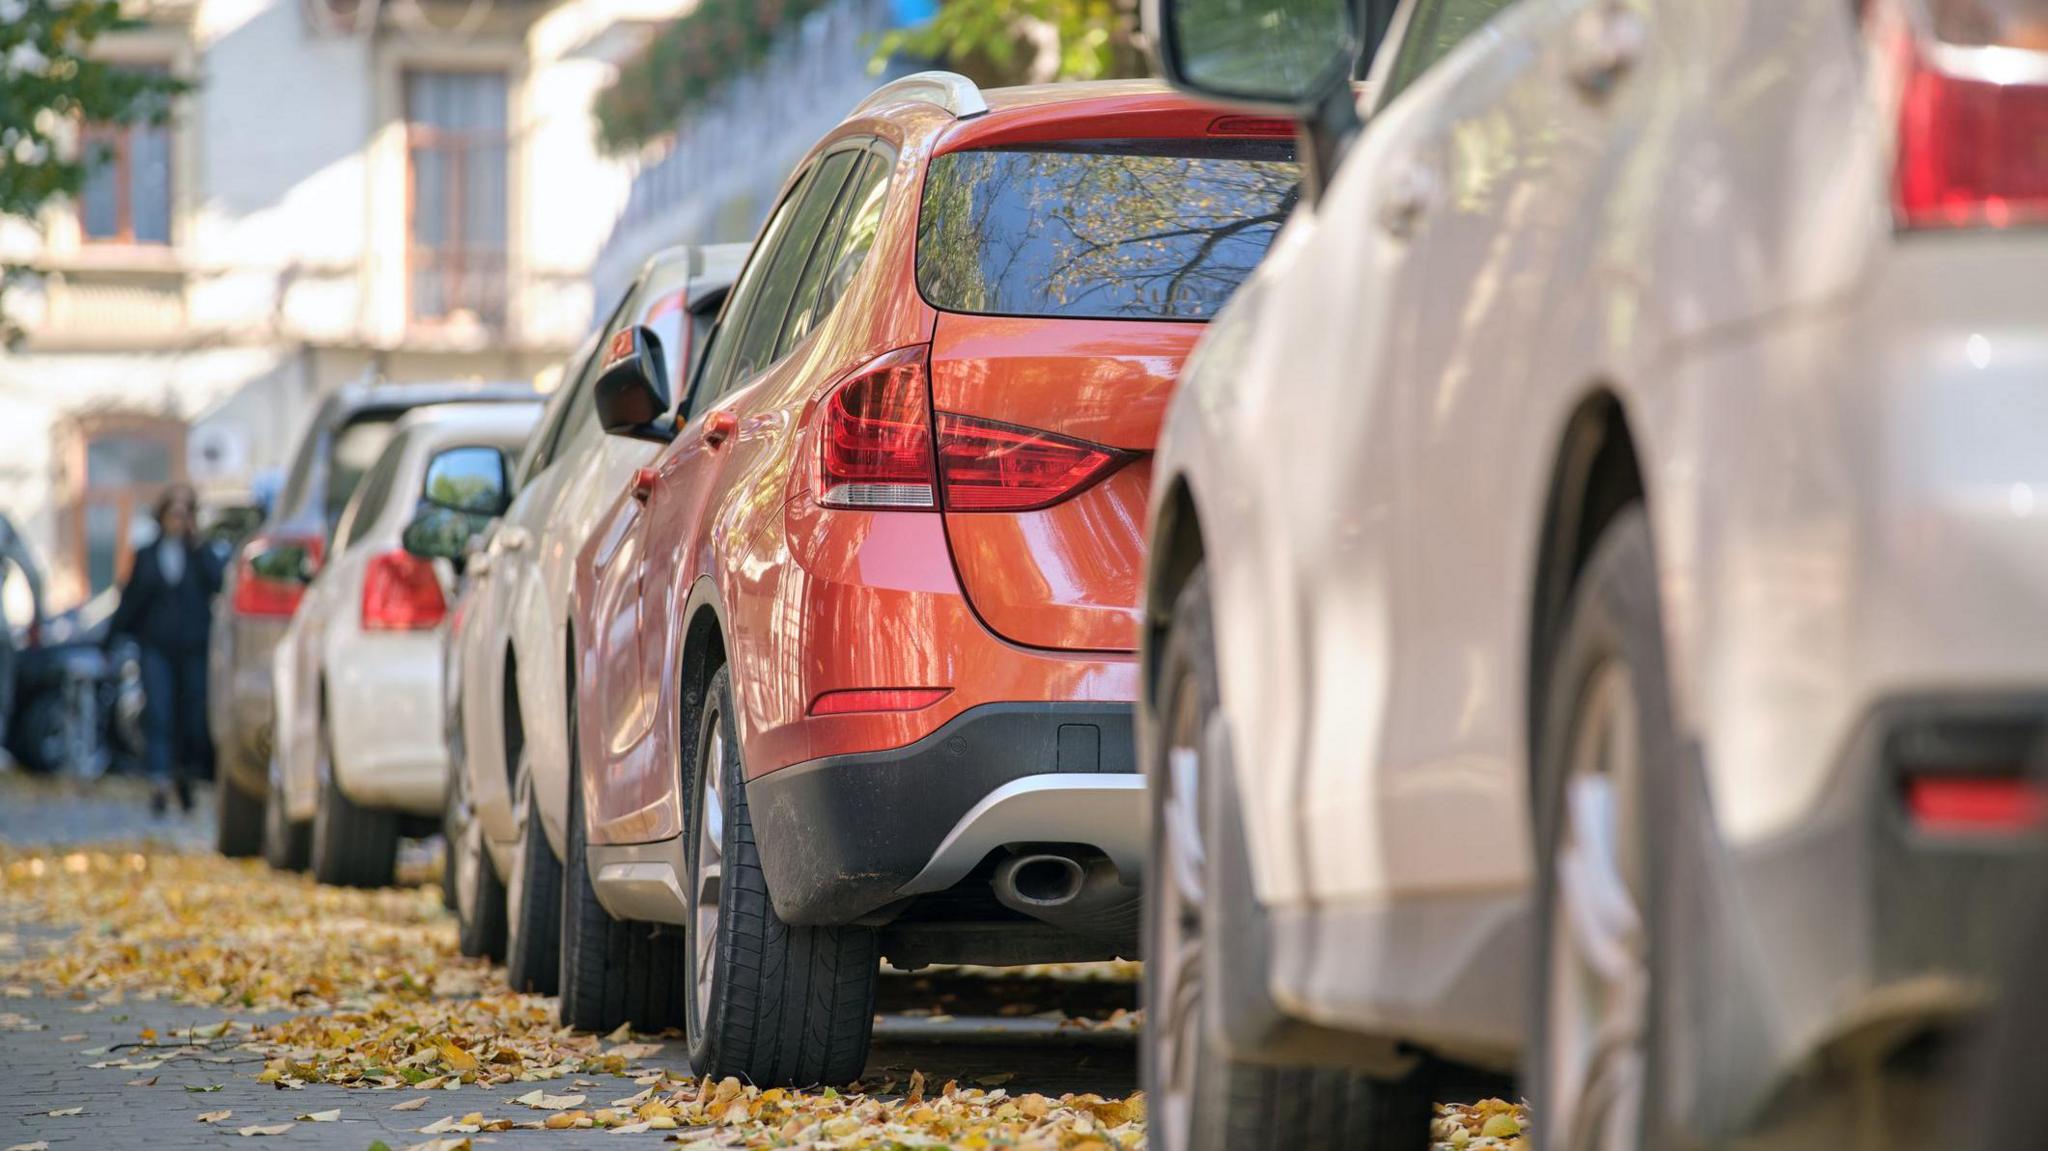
[919,149,1299,321]
[429,474,496,514]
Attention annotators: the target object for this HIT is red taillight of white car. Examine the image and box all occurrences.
[361,551,446,631]
[815,346,1128,513]
[1888,0,2048,229]
[231,534,323,619]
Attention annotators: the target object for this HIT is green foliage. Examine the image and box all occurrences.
[872,0,1146,88]
[1,0,184,223]
[593,0,836,154]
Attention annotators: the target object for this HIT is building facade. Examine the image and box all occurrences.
[0,0,685,611]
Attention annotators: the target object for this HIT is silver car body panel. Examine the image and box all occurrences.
[1150,0,2048,1109]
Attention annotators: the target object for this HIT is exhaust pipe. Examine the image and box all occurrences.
[991,850,1140,954]
[995,853,1087,907]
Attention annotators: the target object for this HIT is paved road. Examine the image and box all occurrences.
[0,772,1138,1150]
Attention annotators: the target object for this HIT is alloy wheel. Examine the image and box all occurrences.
[452,768,488,928]
[692,724,726,1028]
[505,760,534,950]
[1150,671,1209,1151]
[1543,658,1650,1151]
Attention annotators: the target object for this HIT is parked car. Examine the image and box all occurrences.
[441,244,743,983]
[563,74,1299,1071]
[269,402,541,886]
[1138,0,2048,1147]
[211,380,537,862]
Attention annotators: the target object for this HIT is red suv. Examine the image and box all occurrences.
[562,74,1298,1082]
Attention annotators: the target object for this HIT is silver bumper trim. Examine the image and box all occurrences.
[898,773,1148,896]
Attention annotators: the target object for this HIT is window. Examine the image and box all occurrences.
[1378,0,1520,107]
[407,71,509,328]
[80,99,172,245]
[521,336,602,485]
[917,140,1299,322]
[324,412,403,530]
[722,149,861,387]
[332,430,410,557]
[692,168,819,407]
[779,147,892,357]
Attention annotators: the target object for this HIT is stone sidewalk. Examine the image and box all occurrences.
[0,774,1138,1150]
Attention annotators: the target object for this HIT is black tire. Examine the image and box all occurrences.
[1529,507,1678,1151]
[262,759,311,872]
[309,718,400,888]
[450,768,507,961]
[559,685,687,1032]
[217,773,266,858]
[1143,568,1433,1151]
[505,766,563,995]
[686,666,877,1086]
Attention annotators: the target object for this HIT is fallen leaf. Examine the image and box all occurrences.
[126,1074,159,1086]
[58,1033,86,1042]
[5,1143,50,1151]
[392,1096,431,1111]
[237,1124,295,1136]
[603,1022,632,1042]
[197,1110,233,1123]
[186,1083,226,1092]
[296,1108,340,1122]
[45,1107,82,1117]
[610,1042,663,1059]
[514,1089,586,1110]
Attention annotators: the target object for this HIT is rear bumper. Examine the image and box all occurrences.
[746,701,1141,925]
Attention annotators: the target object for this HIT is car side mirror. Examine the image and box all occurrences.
[422,445,513,517]
[247,539,317,586]
[595,325,677,445]
[402,507,490,565]
[1146,0,1358,109]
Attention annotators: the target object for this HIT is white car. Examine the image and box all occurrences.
[443,245,742,993]
[272,401,541,887]
[1140,0,2048,1148]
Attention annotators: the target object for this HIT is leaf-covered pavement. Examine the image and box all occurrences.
[0,829,1523,1148]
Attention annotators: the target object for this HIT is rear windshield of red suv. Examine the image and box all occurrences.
[917,138,1298,322]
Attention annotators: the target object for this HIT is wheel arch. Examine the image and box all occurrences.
[1528,387,1648,768]
[675,577,731,780]
[1141,473,1208,715]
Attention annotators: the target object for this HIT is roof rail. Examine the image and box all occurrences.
[850,70,989,120]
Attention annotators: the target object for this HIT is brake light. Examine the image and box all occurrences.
[936,414,1131,512]
[815,347,937,510]
[1905,775,2045,833]
[361,551,445,631]
[1891,24,2048,228]
[1207,115,1295,137]
[231,534,323,619]
[808,687,951,716]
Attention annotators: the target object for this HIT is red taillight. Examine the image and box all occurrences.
[1893,37,2048,228]
[361,551,446,631]
[936,414,1130,512]
[808,687,951,716]
[816,347,938,510]
[231,534,323,619]
[1905,774,2046,833]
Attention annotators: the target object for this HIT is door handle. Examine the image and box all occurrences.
[470,554,493,577]
[1568,1,1646,101]
[1377,156,1439,239]
[630,466,660,504]
[497,527,530,552]
[701,409,738,448]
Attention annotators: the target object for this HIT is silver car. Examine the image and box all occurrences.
[1139,0,2048,1148]
[211,380,537,864]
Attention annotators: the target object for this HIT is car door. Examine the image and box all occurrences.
[585,145,865,838]
[462,351,590,843]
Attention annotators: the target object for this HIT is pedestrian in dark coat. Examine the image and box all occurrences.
[109,484,225,814]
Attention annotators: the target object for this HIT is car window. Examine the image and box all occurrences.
[917,139,1298,321]
[332,428,409,556]
[693,170,817,408]
[1378,0,1520,108]
[518,346,592,488]
[635,259,699,395]
[722,148,861,389]
[323,411,402,530]
[278,416,322,521]
[780,146,892,357]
